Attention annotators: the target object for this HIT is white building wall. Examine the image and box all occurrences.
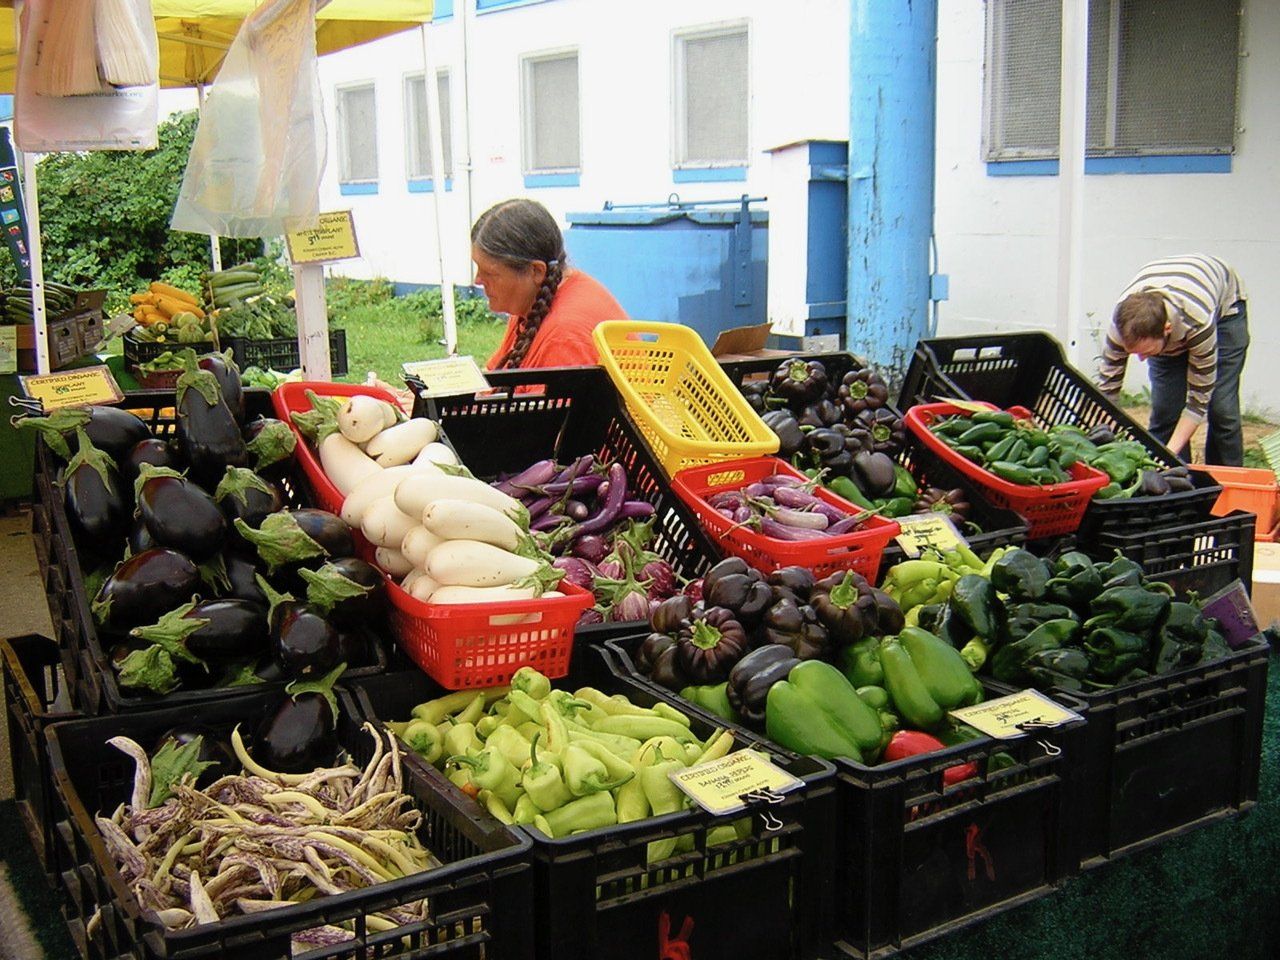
[934,0,1280,413]
[312,0,850,289]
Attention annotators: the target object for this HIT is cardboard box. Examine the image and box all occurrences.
[1250,541,1280,629]
[710,323,801,362]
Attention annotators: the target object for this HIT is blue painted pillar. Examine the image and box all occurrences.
[847,0,938,377]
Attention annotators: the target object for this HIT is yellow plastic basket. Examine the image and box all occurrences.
[592,320,780,476]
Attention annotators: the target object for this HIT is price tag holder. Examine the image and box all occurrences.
[20,365,123,411]
[403,356,491,398]
[893,513,967,558]
[949,689,1083,740]
[670,749,803,817]
[1201,579,1262,648]
[286,211,361,265]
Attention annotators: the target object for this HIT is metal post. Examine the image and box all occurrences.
[1058,0,1089,366]
[196,83,223,272]
[420,23,457,355]
[20,149,49,374]
[846,0,939,378]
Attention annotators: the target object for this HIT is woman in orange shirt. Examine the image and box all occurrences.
[472,199,628,370]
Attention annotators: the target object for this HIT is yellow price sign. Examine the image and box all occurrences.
[20,365,123,411]
[893,513,967,558]
[670,749,803,817]
[402,356,491,398]
[949,689,1083,740]
[286,211,361,265]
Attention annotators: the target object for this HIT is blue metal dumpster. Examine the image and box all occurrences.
[565,196,768,345]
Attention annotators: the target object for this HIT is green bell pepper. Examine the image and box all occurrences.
[679,682,741,723]
[838,637,884,688]
[765,660,884,762]
[879,629,983,731]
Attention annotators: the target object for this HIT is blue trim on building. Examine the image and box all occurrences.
[524,172,580,188]
[477,0,552,13]
[433,0,454,19]
[408,177,454,193]
[673,166,748,183]
[339,181,379,196]
[987,154,1232,177]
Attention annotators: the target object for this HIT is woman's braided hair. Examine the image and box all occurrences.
[472,199,566,370]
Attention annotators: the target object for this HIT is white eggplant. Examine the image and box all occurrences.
[423,499,523,551]
[396,473,522,520]
[319,433,381,496]
[338,395,399,444]
[339,464,436,528]
[365,419,439,467]
[361,496,421,549]
[428,584,540,605]
[408,574,441,602]
[401,526,444,568]
[413,442,459,467]
[402,569,426,591]
[426,540,540,588]
[375,546,415,578]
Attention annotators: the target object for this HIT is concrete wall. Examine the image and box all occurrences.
[311,0,850,293]
[934,0,1280,412]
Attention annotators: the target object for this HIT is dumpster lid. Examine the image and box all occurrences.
[566,194,767,227]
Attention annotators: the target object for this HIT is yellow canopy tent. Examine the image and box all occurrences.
[0,1,451,377]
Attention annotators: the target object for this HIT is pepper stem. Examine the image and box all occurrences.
[827,570,860,610]
[688,619,724,651]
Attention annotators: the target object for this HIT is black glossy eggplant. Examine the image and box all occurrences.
[92,548,201,632]
[234,509,355,590]
[242,417,297,481]
[62,429,130,546]
[299,557,385,626]
[135,465,227,561]
[222,551,268,607]
[20,405,152,463]
[259,575,342,679]
[215,466,284,530]
[198,351,244,425]
[336,626,372,667]
[127,518,160,555]
[252,665,344,773]
[175,350,248,489]
[153,727,237,788]
[132,598,270,665]
[121,438,180,486]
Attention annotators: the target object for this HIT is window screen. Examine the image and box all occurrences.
[678,29,748,165]
[406,72,453,179]
[985,0,1240,161]
[524,54,580,172]
[338,84,378,182]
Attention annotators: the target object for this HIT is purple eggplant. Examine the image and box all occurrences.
[175,350,248,489]
[133,598,269,664]
[552,556,596,590]
[121,438,180,486]
[298,558,384,627]
[221,551,268,606]
[19,405,151,463]
[62,429,129,546]
[641,558,678,599]
[136,465,227,561]
[215,466,284,530]
[252,664,343,774]
[495,458,558,497]
[92,548,201,632]
[242,417,297,481]
[571,534,609,564]
[127,518,160,555]
[154,728,236,788]
[257,576,341,680]
[198,351,244,425]
[234,509,354,591]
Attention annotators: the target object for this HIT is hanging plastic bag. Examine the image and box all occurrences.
[170,0,326,239]
[14,0,160,152]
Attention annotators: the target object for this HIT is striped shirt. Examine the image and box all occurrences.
[1097,254,1246,423]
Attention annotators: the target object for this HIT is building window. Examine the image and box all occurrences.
[336,83,379,183]
[521,51,580,174]
[985,0,1240,162]
[674,25,749,168]
[405,71,453,180]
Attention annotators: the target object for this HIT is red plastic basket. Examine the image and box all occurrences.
[905,401,1110,539]
[272,381,407,562]
[387,581,593,689]
[671,456,901,579]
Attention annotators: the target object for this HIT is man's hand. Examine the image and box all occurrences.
[1168,415,1201,460]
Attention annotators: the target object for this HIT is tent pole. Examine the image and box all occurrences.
[420,22,457,355]
[196,83,223,273]
[13,0,48,375]
[1057,0,1088,368]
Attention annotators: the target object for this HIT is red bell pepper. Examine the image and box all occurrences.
[883,730,979,786]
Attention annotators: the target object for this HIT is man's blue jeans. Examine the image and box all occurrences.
[1147,300,1249,466]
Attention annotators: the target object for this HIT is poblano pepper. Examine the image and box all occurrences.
[1021,647,1091,691]
[990,619,1080,685]
[765,660,885,762]
[1085,584,1172,633]
[1003,602,1079,644]
[1084,626,1149,681]
[989,549,1049,601]
[1046,552,1104,607]
[950,574,1004,639]
[1152,601,1210,675]
[1096,553,1145,589]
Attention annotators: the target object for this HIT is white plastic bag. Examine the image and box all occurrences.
[171,0,326,239]
[14,0,160,152]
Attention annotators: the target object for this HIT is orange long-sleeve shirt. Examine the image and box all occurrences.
[487,271,628,370]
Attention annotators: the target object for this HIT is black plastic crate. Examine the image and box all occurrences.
[407,365,722,642]
[897,333,1223,546]
[122,330,219,370]
[714,352,1030,576]
[30,388,390,714]
[44,687,533,960]
[2,634,81,885]
[1057,637,1269,868]
[226,329,348,376]
[1082,509,1256,599]
[604,634,1086,958]
[346,645,837,960]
